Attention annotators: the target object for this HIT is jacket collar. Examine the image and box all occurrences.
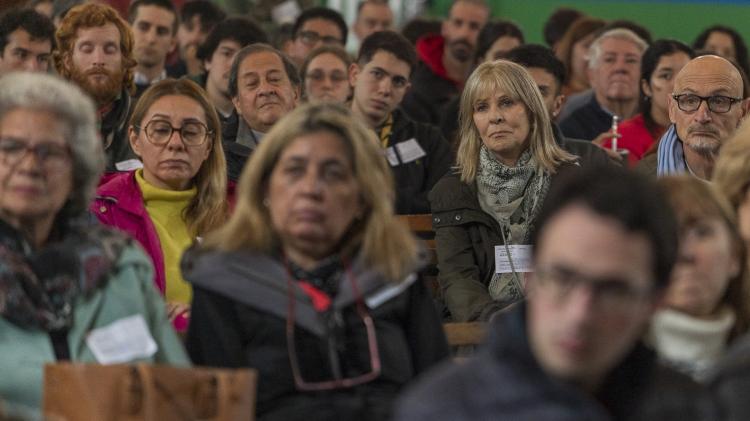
[183,247,422,336]
[490,303,660,419]
[96,171,148,217]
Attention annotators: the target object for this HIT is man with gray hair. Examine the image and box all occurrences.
[222,44,300,181]
[559,28,648,142]
[636,55,748,179]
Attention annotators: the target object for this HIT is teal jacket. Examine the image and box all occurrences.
[0,244,190,410]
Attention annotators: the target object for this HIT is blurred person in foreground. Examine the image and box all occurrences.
[0,72,189,412]
[185,103,449,420]
[397,165,717,421]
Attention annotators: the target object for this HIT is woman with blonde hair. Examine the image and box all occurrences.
[651,176,750,380]
[184,103,448,421]
[430,60,577,322]
[93,78,228,332]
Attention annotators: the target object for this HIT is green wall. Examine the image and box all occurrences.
[428,1,750,47]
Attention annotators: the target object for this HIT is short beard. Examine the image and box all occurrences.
[68,66,124,106]
[447,39,473,63]
[685,137,720,158]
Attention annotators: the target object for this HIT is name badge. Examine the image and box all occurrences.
[395,138,427,164]
[86,314,157,364]
[115,159,143,171]
[494,245,533,274]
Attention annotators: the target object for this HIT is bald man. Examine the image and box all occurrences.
[637,55,749,179]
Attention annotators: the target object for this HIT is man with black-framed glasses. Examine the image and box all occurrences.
[636,55,749,179]
[285,7,347,68]
[396,166,718,421]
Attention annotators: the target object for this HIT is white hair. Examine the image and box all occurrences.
[0,72,103,217]
[587,28,648,69]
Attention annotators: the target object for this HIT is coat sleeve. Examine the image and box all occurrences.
[434,224,502,322]
[120,244,190,365]
[186,285,248,368]
[404,277,450,373]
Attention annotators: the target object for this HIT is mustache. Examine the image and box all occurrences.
[83,67,113,77]
[687,125,720,136]
[448,39,472,49]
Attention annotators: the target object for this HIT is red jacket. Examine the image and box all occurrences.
[601,113,665,167]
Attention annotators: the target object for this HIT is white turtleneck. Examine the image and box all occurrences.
[648,306,735,381]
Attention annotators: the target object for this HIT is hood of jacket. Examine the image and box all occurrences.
[416,34,460,86]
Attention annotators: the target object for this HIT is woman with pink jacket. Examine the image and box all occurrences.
[92,78,229,332]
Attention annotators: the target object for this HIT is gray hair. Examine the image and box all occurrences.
[587,28,648,69]
[0,72,104,218]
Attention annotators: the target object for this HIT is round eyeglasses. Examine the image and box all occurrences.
[135,119,212,147]
[672,93,742,114]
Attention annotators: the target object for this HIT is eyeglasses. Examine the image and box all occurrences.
[284,260,381,391]
[672,93,743,114]
[306,70,348,84]
[135,119,212,147]
[0,137,70,169]
[297,30,342,46]
[534,266,654,313]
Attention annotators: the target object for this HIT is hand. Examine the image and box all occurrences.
[592,131,624,165]
[166,302,191,321]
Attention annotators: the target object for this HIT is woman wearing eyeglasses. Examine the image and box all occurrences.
[184,103,449,421]
[92,78,228,332]
[0,73,188,413]
[300,45,352,105]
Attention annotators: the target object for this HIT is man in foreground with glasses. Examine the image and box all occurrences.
[396,166,717,420]
[637,55,748,179]
[284,7,347,68]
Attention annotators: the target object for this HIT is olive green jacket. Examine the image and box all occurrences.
[429,172,509,322]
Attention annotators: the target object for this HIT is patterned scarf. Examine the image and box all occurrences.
[656,125,687,177]
[476,146,550,306]
[0,218,130,331]
[476,146,550,243]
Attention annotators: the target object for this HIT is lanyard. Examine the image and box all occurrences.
[378,113,393,148]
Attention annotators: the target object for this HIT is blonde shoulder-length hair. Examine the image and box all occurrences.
[129,78,228,236]
[203,103,419,281]
[456,59,576,183]
[714,118,750,210]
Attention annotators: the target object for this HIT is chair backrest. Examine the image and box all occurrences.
[398,214,439,295]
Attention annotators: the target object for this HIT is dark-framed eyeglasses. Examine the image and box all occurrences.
[297,30,342,46]
[0,137,70,170]
[284,260,381,391]
[534,265,654,313]
[672,93,743,114]
[135,119,212,147]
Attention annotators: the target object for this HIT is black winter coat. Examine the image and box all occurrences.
[184,249,449,421]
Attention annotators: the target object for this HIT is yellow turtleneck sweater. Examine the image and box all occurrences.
[136,170,196,304]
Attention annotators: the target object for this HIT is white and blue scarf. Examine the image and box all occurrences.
[656,125,687,177]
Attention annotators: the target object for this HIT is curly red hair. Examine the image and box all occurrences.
[53,3,136,95]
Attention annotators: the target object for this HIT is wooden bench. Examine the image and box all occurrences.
[443,322,487,347]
